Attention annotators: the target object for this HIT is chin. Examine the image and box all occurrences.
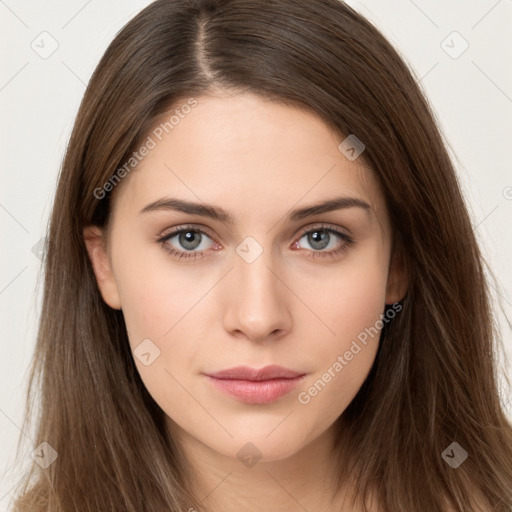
[210,426,317,464]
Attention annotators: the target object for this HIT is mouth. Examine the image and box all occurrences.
[204,365,307,404]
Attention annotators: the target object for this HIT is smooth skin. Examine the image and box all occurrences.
[84,91,407,511]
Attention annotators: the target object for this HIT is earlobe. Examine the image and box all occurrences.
[83,225,122,310]
[385,246,408,305]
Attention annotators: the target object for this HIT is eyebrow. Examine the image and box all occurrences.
[139,195,371,223]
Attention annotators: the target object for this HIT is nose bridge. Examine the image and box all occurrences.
[225,234,290,339]
[235,234,281,303]
[239,249,275,291]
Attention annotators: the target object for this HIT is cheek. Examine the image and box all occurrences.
[116,269,200,374]
[112,235,196,341]
[301,243,389,347]
[115,264,203,430]
[294,249,389,411]
[110,244,212,412]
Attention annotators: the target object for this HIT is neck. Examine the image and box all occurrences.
[167,419,370,512]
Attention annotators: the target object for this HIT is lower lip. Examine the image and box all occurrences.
[206,375,305,404]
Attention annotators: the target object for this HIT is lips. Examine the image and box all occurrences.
[204,365,307,404]
[206,365,305,381]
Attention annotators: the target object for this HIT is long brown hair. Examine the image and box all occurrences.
[11,0,512,510]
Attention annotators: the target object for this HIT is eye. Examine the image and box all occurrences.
[156,223,353,261]
[294,224,353,260]
[157,226,217,260]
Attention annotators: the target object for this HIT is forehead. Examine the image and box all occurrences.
[111,92,388,231]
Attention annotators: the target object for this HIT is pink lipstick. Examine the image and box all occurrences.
[204,365,306,404]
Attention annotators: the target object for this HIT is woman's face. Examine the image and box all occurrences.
[85,92,406,463]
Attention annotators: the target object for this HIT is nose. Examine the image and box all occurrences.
[222,245,292,342]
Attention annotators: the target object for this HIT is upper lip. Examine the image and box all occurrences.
[205,365,305,381]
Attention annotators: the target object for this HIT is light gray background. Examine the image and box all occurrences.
[1,0,511,509]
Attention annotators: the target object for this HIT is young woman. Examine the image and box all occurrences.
[11,0,512,510]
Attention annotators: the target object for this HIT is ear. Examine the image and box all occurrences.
[385,245,408,305]
[83,225,122,310]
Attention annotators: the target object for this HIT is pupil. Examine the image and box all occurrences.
[181,231,200,250]
[309,230,328,249]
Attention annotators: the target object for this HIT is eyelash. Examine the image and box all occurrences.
[156,224,353,261]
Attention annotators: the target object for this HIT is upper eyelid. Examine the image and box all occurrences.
[160,222,349,240]
[159,224,214,241]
